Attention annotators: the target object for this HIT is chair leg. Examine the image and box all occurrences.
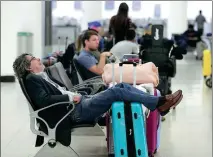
[34,141,80,157]
[70,147,80,157]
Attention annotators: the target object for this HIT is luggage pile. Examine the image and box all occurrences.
[105,59,161,157]
[103,24,185,156]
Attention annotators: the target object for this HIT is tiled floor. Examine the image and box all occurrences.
[1,53,212,157]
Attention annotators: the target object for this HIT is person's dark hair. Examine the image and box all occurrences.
[199,10,202,14]
[131,23,137,29]
[111,2,129,32]
[75,34,83,52]
[81,30,99,47]
[117,2,129,17]
[126,29,136,40]
[188,24,194,29]
[13,53,31,79]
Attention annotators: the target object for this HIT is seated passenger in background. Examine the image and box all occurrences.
[110,28,140,62]
[76,30,111,64]
[182,24,200,47]
[13,53,183,124]
[77,30,112,75]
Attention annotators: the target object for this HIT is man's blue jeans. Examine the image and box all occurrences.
[72,83,159,123]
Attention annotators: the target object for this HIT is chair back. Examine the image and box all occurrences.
[18,78,37,112]
[54,62,73,89]
[47,62,73,90]
[73,55,99,81]
[18,77,72,147]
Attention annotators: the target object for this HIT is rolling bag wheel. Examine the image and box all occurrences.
[154,148,158,154]
[108,154,115,157]
[148,153,154,157]
[205,77,212,88]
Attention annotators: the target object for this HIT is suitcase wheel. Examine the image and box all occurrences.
[148,153,154,157]
[108,154,115,157]
[206,78,212,88]
[154,148,158,154]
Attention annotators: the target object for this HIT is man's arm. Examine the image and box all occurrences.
[89,54,107,75]
[25,75,70,109]
[78,52,111,75]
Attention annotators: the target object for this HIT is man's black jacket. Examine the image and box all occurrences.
[24,73,72,146]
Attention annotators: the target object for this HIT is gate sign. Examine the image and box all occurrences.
[151,25,164,47]
[154,4,161,18]
[74,1,82,10]
[132,1,141,11]
[105,0,114,10]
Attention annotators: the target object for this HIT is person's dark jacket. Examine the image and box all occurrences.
[140,34,183,59]
[25,73,72,146]
[109,15,132,44]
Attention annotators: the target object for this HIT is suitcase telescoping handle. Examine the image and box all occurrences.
[111,59,116,87]
[111,60,137,87]
[119,62,137,87]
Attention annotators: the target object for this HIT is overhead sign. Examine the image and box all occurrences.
[132,1,141,11]
[154,4,161,18]
[74,1,82,10]
[105,0,114,10]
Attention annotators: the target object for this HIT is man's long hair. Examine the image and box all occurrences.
[13,53,31,79]
[113,2,129,31]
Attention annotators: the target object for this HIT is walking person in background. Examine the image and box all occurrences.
[195,10,206,36]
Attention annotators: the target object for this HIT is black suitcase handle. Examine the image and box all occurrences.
[119,62,137,67]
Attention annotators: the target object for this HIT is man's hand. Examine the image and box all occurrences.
[101,52,112,57]
[73,95,81,104]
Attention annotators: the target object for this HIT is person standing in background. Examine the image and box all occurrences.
[195,10,206,36]
[108,2,133,44]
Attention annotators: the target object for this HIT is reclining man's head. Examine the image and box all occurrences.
[13,53,45,78]
[82,30,99,52]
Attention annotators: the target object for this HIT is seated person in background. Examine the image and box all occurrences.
[76,30,110,64]
[110,28,140,62]
[13,53,183,124]
[182,24,200,47]
[77,30,112,75]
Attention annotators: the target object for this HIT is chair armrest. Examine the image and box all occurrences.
[77,91,88,95]
[76,87,93,95]
[30,101,75,140]
[71,80,105,90]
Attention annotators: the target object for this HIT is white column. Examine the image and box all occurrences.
[167,1,188,39]
[81,1,103,31]
[1,1,44,76]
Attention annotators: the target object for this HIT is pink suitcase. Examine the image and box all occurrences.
[106,112,114,156]
[146,89,161,157]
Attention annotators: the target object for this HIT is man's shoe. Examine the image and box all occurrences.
[158,90,183,116]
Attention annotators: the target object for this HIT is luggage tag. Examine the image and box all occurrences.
[151,24,164,55]
[151,25,164,47]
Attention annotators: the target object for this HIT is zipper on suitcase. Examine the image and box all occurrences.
[124,101,137,157]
